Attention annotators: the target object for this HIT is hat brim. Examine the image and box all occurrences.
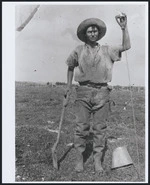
[77,18,107,42]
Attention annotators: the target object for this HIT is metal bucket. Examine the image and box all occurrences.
[111,146,133,169]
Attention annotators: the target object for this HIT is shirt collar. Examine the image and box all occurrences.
[85,42,100,49]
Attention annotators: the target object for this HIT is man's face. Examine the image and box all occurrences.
[85,26,99,42]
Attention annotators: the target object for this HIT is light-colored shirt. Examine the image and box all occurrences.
[66,43,121,83]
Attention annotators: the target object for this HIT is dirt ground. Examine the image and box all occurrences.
[15,82,146,182]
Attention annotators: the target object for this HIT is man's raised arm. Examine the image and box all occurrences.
[115,13,131,52]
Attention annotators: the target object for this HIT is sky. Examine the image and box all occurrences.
[15,2,148,86]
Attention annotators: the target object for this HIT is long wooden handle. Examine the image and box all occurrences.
[52,94,69,169]
[53,94,69,148]
[55,106,66,146]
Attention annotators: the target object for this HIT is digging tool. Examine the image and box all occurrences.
[51,94,69,169]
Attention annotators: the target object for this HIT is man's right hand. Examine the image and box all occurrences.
[63,86,72,107]
[64,86,72,97]
[63,96,69,107]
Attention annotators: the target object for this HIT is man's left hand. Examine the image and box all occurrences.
[115,13,127,30]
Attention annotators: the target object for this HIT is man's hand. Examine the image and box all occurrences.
[115,12,131,51]
[64,86,72,97]
[115,13,127,30]
[63,86,72,107]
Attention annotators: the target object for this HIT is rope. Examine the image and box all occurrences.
[124,50,141,180]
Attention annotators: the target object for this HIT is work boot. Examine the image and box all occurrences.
[93,152,104,173]
[75,151,84,172]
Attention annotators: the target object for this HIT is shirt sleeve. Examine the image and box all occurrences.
[108,46,122,62]
[66,48,78,68]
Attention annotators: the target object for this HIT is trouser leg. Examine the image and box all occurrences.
[92,102,109,172]
[74,101,91,172]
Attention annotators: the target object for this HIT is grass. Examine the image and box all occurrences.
[15,82,145,182]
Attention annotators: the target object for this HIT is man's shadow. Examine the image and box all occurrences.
[83,133,108,163]
[83,132,93,163]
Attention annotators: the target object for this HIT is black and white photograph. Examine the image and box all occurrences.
[2,1,148,183]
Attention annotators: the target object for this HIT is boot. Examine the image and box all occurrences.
[75,150,84,172]
[93,152,104,173]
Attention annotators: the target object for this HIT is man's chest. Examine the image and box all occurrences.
[78,47,112,69]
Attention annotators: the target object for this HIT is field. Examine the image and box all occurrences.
[15,82,145,182]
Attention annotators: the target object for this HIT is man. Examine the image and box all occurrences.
[64,13,131,173]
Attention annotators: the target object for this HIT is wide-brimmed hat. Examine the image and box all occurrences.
[77,18,107,42]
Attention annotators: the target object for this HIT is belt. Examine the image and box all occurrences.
[79,81,108,88]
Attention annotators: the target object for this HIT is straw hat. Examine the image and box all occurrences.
[77,18,107,42]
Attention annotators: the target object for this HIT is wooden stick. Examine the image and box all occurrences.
[51,95,69,169]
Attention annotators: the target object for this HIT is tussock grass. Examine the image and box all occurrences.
[15,82,145,182]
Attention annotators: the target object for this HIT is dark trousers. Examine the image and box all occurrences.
[74,85,111,155]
